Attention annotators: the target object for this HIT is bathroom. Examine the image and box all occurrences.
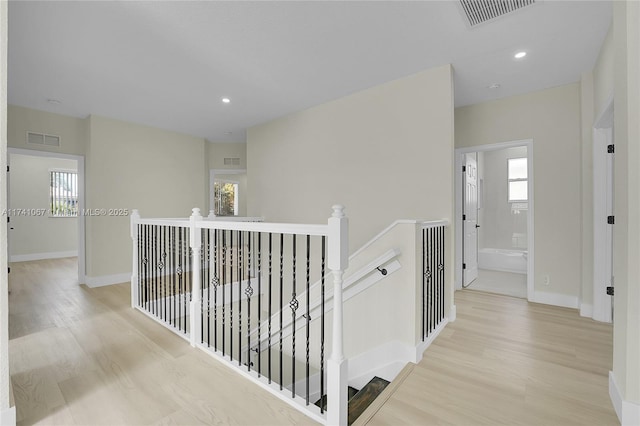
[464,145,530,298]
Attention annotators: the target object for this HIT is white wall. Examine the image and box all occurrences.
[479,146,528,251]
[611,0,640,419]
[456,83,582,302]
[247,65,454,253]
[85,115,207,281]
[8,154,77,260]
[0,0,14,423]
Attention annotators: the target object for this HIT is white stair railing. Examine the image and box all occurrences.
[131,206,349,425]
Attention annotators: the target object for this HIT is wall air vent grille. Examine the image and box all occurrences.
[223,157,241,166]
[27,131,61,147]
[459,0,536,27]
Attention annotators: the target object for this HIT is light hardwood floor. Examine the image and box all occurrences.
[9,259,619,425]
[8,258,317,425]
[366,290,619,426]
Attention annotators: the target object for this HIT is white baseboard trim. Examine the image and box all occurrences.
[532,291,579,309]
[610,371,640,426]
[85,272,131,288]
[10,250,77,262]
[449,304,457,322]
[580,303,594,318]
[1,406,16,426]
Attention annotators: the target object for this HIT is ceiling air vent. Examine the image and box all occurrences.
[223,157,240,166]
[459,0,536,27]
[27,131,61,147]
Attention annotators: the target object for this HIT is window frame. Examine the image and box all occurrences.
[49,168,79,217]
[213,179,239,217]
[507,157,528,202]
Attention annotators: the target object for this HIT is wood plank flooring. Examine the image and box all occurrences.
[9,259,619,425]
[8,258,316,426]
[366,290,619,426]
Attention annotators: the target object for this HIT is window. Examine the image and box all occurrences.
[508,158,528,202]
[213,180,238,216]
[50,170,78,217]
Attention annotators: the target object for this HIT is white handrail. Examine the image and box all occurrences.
[246,248,402,346]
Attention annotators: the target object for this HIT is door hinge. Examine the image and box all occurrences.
[463,263,467,270]
[462,214,466,220]
[6,165,9,172]
[462,165,466,173]
[607,215,615,225]
[607,144,615,154]
[606,286,614,296]
[7,267,10,274]
[6,217,9,223]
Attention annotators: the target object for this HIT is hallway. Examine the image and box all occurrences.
[8,259,619,425]
[8,258,314,425]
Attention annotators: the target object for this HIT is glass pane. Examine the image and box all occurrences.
[509,181,528,201]
[214,181,237,216]
[508,158,527,179]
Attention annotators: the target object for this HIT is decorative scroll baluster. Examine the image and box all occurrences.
[268,233,273,383]
[245,231,253,371]
[439,226,445,323]
[238,230,243,366]
[229,231,236,359]
[290,234,298,398]
[213,229,219,350]
[305,234,311,405]
[222,230,227,356]
[256,232,262,377]
[320,235,326,414]
[279,233,284,390]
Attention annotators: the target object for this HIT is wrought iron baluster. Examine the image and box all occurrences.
[320,236,326,414]
[268,233,273,383]
[213,229,219,350]
[290,234,298,398]
[246,231,253,371]
[430,227,435,334]
[230,230,234,361]
[238,230,243,366]
[439,226,445,323]
[422,228,426,341]
[222,229,227,356]
[305,234,310,405]
[279,233,284,390]
[257,232,262,377]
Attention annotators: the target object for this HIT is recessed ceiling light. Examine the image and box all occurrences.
[47,98,61,105]
[221,97,231,104]
[487,83,501,90]
[514,51,527,59]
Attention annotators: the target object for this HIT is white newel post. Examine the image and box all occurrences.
[208,210,216,219]
[327,205,349,426]
[189,208,203,347]
[130,209,140,309]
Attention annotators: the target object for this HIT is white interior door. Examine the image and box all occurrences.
[463,153,479,286]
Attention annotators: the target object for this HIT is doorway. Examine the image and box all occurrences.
[592,98,614,323]
[455,140,534,301]
[7,148,85,284]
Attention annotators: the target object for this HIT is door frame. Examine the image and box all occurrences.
[592,95,614,323]
[455,139,535,301]
[8,147,86,284]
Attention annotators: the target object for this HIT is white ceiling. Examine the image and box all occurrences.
[8,1,612,143]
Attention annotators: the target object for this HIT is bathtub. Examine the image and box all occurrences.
[478,248,527,274]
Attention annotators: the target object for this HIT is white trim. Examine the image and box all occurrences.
[0,406,15,426]
[8,147,86,284]
[592,95,614,323]
[414,319,449,363]
[610,371,640,426]
[85,272,131,288]
[579,303,593,318]
[449,304,457,322]
[10,250,77,262]
[532,291,578,309]
[455,140,534,301]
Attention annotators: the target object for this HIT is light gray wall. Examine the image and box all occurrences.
[9,153,78,259]
[479,146,528,251]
